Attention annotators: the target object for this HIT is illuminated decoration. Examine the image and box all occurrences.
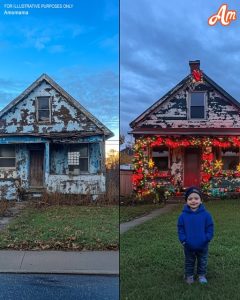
[132,135,240,196]
[192,69,203,82]
[237,163,240,173]
[148,159,155,168]
[214,160,223,170]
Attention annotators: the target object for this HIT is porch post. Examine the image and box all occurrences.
[101,137,106,174]
[44,142,50,187]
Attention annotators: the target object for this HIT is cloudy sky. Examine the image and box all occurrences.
[0,0,119,152]
[121,0,240,143]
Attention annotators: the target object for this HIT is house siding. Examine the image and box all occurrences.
[0,80,100,134]
[137,82,240,129]
[47,174,105,194]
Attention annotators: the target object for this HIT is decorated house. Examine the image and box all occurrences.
[130,60,240,197]
[0,74,113,200]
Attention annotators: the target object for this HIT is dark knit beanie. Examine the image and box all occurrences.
[185,186,202,201]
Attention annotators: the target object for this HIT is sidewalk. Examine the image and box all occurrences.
[120,204,179,234]
[0,250,119,275]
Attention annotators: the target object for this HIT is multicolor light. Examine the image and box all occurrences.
[132,136,240,196]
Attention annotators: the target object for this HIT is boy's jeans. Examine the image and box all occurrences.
[184,245,208,277]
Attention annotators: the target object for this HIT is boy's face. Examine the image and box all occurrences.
[186,192,202,211]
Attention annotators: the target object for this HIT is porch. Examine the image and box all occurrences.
[0,135,106,200]
[132,135,240,196]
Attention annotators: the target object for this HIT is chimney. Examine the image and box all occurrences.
[189,60,200,73]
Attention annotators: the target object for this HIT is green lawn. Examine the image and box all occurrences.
[120,204,163,223]
[120,200,240,299]
[0,205,119,250]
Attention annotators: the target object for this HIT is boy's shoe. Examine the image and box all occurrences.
[198,275,208,284]
[186,275,194,284]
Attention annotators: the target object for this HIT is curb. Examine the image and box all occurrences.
[0,270,119,276]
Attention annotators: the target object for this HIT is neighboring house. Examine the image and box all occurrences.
[120,146,133,165]
[130,60,240,197]
[0,74,113,200]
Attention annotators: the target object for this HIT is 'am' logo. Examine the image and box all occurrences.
[208,4,237,26]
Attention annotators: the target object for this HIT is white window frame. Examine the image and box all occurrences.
[0,145,16,169]
[36,96,52,123]
[68,143,89,174]
[188,91,207,120]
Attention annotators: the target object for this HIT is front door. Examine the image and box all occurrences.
[184,148,201,187]
[30,150,44,187]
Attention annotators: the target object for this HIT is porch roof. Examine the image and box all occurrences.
[130,127,240,136]
[0,133,104,144]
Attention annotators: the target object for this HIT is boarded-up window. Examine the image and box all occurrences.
[190,92,205,119]
[68,144,89,173]
[152,146,169,171]
[0,145,16,168]
[222,148,239,170]
[37,97,50,122]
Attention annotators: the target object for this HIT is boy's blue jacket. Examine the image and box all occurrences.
[177,204,214,251]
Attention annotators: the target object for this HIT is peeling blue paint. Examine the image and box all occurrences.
[89,143,101,173]
[0,180,17,200]
[0,136,105,200]
[0,136,48,144]
[50,144,68,175]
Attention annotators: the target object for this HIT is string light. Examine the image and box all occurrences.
[132,136,240,196]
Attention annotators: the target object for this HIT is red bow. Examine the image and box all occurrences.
[192,69,202,82]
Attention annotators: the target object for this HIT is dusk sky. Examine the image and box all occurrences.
[0,0,119,152]
[121,0,240,144]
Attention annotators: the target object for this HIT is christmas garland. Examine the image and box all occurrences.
[132,136,240,196]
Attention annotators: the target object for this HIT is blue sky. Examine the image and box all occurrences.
[0,0,119,151]
[121,0,240,144]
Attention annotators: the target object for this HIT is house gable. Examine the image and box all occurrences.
[0,74,113,138]
[130,62,240,130]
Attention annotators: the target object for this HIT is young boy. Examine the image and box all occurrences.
[177,186,214,284]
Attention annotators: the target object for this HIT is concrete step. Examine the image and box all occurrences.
[23,188,46,200]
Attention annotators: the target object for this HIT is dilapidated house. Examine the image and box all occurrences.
[0,74,113,200]
[130,60,240,197]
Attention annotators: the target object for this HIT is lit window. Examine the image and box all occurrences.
[222,148,239,170]
[190,92,205,119]
[68,144,89,173]
[152,147,169,171]
[0,145,16,168]
[37,97,50,122]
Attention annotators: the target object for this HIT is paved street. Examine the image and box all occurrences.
[0,274,119,300]
[0,250,119,275]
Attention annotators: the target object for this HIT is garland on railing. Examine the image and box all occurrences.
[132,136,240,195]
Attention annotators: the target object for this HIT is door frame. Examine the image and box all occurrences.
[183,147,201,187]
[29,149,44,187]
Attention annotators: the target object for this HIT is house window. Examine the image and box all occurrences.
[152,147,169,171]
[0,145,16,168]
[37,97,51,122]
[222,148,239,170]
[190,92,205,119]
[68,144,89,173]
